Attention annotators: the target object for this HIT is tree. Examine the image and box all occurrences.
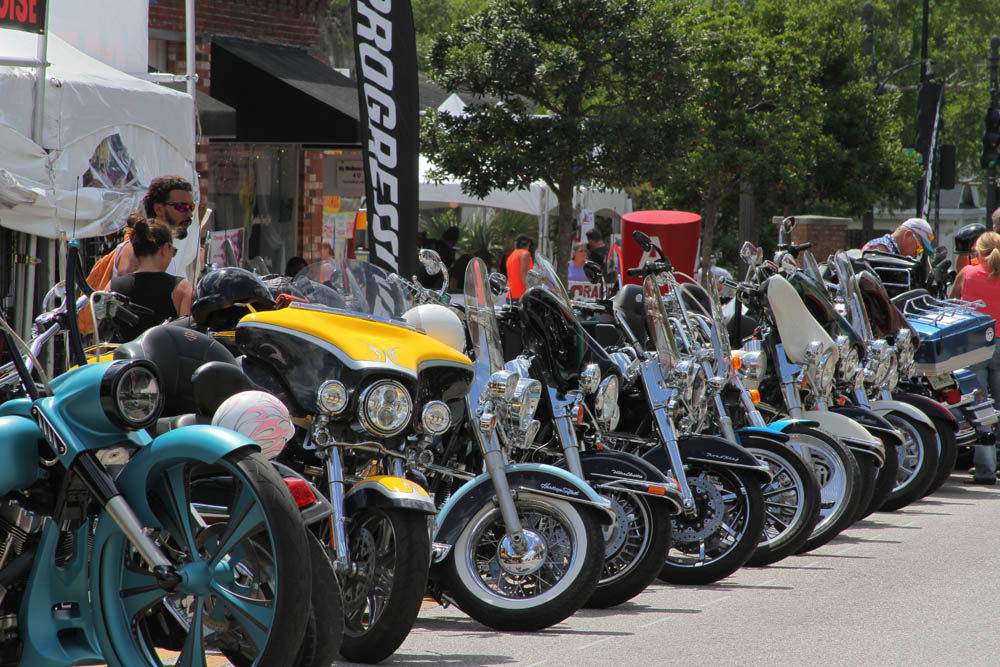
[421,0,696,278]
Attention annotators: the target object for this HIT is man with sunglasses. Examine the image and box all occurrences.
[115,175,196,277]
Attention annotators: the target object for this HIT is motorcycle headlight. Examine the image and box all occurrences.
[884,349,900,392]
[420,400,452,435]
[579,363,601,394]
[838,346,860,379]
[100,360,164,430]
[873,341,892,385]
[488,370,518,403]
[896,329,916,378]
[672,359,697,403]
[317,380,348,415]
[359,380,412,436]
[818,351,837,395]
[689,365,709,423]
[595,374,620,426]
[509,378,542,428]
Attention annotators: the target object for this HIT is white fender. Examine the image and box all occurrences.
[868,399,935,430]
[805,409,882,447]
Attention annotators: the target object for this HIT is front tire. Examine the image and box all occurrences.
[338,507,431,664]
[94,450,310,667]
[744,439,821,567]
[585,490,672,608]
[443,491,604,631]
[658,464,765,585]
[880,412,939,511]
[924,417,957,497]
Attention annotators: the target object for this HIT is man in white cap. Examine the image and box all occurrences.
[862,217,935,257]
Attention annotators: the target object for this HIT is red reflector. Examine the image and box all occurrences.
[284,477,317,508]
[939,388,961,405]
[647,485,667,496]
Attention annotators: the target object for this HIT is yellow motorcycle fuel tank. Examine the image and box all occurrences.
[235,303,473,418]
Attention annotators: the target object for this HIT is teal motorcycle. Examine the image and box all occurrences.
[0,242,310,666]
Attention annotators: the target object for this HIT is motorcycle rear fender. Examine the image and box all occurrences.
[572,450,682,513]
[433,463,615,548]
[344,475,437,515]
[805,409,885,466]
[890,392,957,430]
[115,424,259,528]
[0,416,41,496]
[735,426,790,444]
[640,434,772,483]
[868,399,936,431]
[830,406,903,449]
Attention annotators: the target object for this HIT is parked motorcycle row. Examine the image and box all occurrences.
[0,214,996,666]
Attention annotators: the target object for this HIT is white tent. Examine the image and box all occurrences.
[0,30,197,243]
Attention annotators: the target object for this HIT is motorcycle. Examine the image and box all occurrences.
[0,240,312,666]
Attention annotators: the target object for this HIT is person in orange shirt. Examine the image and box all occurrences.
[505,234,534,298]
[952,231,1000,484]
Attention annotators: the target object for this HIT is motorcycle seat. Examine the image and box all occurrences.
[612,283,647,345]
[765,274,837,365]
[890,288,930,309]
[114,324,239,416]
[153,413,212,436]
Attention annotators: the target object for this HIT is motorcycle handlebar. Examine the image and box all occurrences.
[626,259,673,278]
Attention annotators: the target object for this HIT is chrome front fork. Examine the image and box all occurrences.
[549,386,585,478]
[471,399,527,553]
[324,448,353,573]
[651,407,697,517]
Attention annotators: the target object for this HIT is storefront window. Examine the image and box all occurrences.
[206,144,298,275]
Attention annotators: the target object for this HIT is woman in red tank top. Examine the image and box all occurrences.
[506,234,534,298]
[953,231,1000,484]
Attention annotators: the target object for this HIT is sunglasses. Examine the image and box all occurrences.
[165,201,195,213]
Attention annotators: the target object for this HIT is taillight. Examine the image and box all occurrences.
[284,477,317,508]
[938,388,961,405]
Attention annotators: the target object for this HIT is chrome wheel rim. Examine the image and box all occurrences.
[600,491,653,585]
[789,433,851,537]
[667,468,751,568]
[343,511,396,636]
[886,414,924,492]
[751,447,807,548]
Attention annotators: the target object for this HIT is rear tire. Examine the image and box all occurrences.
[879,413,939,511]
[924,417,958,497]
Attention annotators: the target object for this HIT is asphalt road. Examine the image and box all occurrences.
[374,472,1000,667]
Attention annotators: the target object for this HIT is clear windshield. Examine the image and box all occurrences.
[292,258,409,319]
[463,257,505,374]
[643,275,679,373]
[525,253,572,307]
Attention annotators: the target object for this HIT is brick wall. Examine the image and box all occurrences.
[300,150,326,261]
[774,216,852,264]
[150,0,325,50]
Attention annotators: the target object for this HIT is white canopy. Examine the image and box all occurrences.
[0,30,197,243]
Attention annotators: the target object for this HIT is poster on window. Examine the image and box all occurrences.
[210,229,244,266]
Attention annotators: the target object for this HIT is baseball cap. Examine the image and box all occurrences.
[901,218,934,254]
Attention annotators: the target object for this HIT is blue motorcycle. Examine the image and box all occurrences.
[0,242,311,666]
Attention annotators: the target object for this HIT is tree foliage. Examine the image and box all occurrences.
[421,0,697,277]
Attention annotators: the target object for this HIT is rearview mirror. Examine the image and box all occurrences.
[633,230,652,252]
[583,260,604,285]
[419,248,444,276]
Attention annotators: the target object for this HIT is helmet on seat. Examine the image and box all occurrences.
[192,267,275,330]
[954,223,987,254]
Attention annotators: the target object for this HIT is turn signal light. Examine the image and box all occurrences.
[284,477,317,508]
[576,404,585,424]
[732,355,743,370]
[749,389,761,404]
[836,396,847,406]
[647,485,667,496]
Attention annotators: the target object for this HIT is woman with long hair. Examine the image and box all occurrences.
[953,231,1000,484]
[108,217,193,342]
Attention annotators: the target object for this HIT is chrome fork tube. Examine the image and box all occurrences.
[651,407,697,516]
[478,427,527,552]
[553,415,585,478]
[714,392,738,443]
[736,380,770,429]
[324,450,352,570]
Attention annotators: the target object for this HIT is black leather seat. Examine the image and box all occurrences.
[612,284,647,346]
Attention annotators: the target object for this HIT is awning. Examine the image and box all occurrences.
[165,82,237,139]
[210,37,360,144]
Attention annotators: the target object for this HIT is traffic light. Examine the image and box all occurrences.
[982,107,1000,170]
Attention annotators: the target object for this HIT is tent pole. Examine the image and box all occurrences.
[185,0,196,97]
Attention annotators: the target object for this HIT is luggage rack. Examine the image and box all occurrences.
[901,293,986,327]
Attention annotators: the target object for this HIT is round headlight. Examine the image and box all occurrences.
[359,380,412,436]
[100,360,164,429]
[488,370,518,403]
[606,405,621,431]
[595,375,620,424]
[672,359,697,403]
[510,378,542,428]
[579,363,601,394]
[317,380,348,415]
[840,346,860,378]
[420,401,451,435]
[818,352,836,394]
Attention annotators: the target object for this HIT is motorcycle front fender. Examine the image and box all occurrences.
[893,392,958,429]
[805,409,885,466]
[868,399,936,431]
[768,418,820,432]
[115,424,258,528]
[641,434,772,483]
[432,463,614,548]
[830,406,903,449]
[344,475,437,515]
[735,426,790,444]
[565,450,682,513]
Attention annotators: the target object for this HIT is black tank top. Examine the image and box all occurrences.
[109,272,184,342]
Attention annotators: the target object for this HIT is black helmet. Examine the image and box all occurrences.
[954,223,986,253]
[192,267,275,329]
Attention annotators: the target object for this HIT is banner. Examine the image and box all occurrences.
[0,0,47,34]
[350,0,419,279]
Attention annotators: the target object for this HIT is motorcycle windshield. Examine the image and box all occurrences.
[643,275,678,373]
[464,257,505,374]
[525,253,572,308]
[292,259,408,320]
[833,251,873,341]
